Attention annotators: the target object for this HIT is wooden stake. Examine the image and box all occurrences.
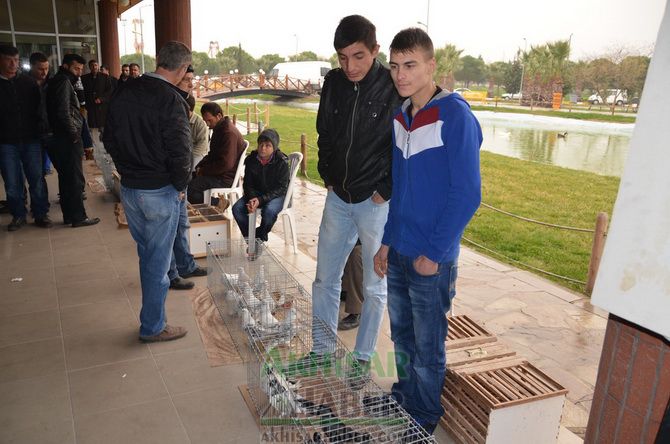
[586,212,609,295]
[300,134,307,176]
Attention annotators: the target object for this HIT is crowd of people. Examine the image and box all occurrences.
[0,13,482,437]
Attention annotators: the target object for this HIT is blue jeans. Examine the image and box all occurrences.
[387,247,457,427]
[121,185,181,337]
[168,196,197,280]
[311,191,389,361]
[0,141,50,219]
[232,196,285,242]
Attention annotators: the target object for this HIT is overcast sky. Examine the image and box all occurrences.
[119,0,666,63]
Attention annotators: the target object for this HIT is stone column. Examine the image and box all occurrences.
[154,0,191,52]
[98,0,120,79]
[585,315,670,443]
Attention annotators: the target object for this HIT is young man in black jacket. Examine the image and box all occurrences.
[231,128,289,242]
[104,41,193,343]
[309,15,401,384]
[45,53,99,227]
[0,45,51,231]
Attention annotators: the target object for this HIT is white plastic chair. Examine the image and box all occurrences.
[203,139,250,217]
[276,152,303,253]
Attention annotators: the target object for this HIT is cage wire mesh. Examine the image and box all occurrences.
[207,239,436,443]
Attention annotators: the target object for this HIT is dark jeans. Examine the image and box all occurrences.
[168,196,197,280]
[81,118,93,149]
[232,196,284,242]
[47,135,87,222]
[187,175,231,204]
[387,247,457,428]
[0,141,50,219]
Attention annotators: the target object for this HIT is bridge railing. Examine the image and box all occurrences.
[193,74,319,97]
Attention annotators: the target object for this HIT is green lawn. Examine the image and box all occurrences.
[196,102,622,293]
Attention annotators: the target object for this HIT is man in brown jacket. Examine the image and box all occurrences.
[188,101,246,204]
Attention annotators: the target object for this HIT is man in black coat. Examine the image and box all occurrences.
[231,128,289,242]
[81,59,112,133]
[0,45,51,231]
[104,41,193,343]
[45,53,99,227]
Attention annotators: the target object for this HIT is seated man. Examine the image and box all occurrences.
[188,102,246,204]
[232,128,289,242]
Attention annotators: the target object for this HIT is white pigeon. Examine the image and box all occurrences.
[225,290,239,316]
[253,265,265,290]
[237,266,250,284]
[259,300,279,328]
[241,308,255,328]
[223,272,239,285]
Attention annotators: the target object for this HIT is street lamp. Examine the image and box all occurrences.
[138,3,153,74]
[293,34,298,60]
[518,37,527,105]
[417,21,428,31]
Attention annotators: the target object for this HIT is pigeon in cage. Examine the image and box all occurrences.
[223,272,239,285]
[260,364,306,415]
[253,265,266,290]
[224,290,241,316]
[241,308,256,328]
[275,289,286,308]
[237,266,250,284]
[258,300,279,328]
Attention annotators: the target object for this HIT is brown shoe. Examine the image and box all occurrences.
[139,324,187,343]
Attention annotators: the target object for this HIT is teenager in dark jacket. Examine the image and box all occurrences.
[232,128,289,242]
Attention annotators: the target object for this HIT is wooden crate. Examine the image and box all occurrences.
[446,315,496,349]
[447,341,517,370]
[187,203,232,258]
[441,361,567,444]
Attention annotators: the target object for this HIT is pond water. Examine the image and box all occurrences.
[228,99,635,177]
[479,123,632,177]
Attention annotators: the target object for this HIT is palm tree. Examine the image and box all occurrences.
[434,44,462,89]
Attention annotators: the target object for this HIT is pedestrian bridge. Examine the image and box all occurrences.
[193,74,319,100]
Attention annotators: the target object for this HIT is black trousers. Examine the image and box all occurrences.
[187,175,230,204]
[47,135,87,223]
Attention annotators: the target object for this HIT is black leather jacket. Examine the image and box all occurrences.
[46,67,83,142]
[103,74,191,191]
[316,60,401,203]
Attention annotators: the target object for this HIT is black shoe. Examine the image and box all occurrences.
[8,217,26,231]
[169,277,195,290]
[338,313,360,331]
[63,218,72,225]
[71,217,100,228]
[34,216,53,228]
[180,266,208,278]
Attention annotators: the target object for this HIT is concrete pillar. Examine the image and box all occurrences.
[154,0,191,53]
[98,0,120,79]
[585,315,670,443]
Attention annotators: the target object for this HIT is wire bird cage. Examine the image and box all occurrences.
[207,239,437,443]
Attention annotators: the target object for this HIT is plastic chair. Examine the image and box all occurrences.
[203,139,250,217]
[276,152,303,253]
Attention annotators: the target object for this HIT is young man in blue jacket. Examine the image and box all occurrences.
[374,28,482,434]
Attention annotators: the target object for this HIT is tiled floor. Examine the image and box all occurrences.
[0,162,601,443]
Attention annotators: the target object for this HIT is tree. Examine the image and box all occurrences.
[120,54,155,73]
[288,51,318,62]
[328,52,338,68]
[190,51,221,75]
[256,53,285,74]
[521,40,571,105]
[434,44,462,89]
[455,55,486,87]
[216,44,257,74]
[377,51,388,67]
[503,59,522,94]
[487,61,508,96]
[618,55,650,97]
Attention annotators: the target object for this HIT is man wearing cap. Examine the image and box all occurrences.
[231,128,289,242]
